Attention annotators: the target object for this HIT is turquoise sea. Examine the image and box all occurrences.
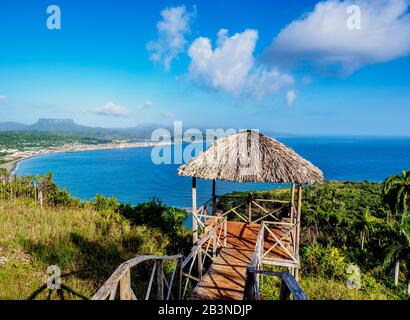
[16,137,410,208]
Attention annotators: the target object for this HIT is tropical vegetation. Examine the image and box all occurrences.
[0,169,409,299]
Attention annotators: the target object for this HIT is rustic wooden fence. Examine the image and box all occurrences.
[92,255,183,300]
[243,220,307,300]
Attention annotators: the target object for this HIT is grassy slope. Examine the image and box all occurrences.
[0,180,407,300]
[0,199,170,300]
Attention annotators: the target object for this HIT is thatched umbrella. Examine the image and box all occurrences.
[177,130,323,280]
[178,130,323,184]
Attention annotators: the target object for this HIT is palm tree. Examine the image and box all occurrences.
[383,169,410,223]
[353,209,380,250]
[382,217,410,289]
[383,170,410,287]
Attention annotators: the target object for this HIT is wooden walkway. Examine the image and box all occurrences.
[191,221,293,300]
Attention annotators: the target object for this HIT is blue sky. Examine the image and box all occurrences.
[0,0,409,135]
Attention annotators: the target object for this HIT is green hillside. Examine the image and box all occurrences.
[0,172,408,300]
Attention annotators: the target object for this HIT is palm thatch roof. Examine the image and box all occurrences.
[178,131,323,184]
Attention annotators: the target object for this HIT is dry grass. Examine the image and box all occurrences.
[0,199,169,300]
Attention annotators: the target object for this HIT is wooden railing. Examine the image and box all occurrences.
[243,220,306,300]
[197,195,291,224]
[92,216,227,300]
[91,255,183,300]
[181,216,227,299]
[261,219,299,268]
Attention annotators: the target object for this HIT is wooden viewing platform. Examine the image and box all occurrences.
[93,131,321,301]
[191,221,296,300]
[92,218,306,301]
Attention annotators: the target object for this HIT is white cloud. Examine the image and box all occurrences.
[188,29,257,93]
[94,101,129,117]
[140,100,153,109]
[286,90,297,107]
[147,6,194,71]
[248,67,294,100]
[0,95,6,102]
[267,0,410,75]
[188,29,294,99]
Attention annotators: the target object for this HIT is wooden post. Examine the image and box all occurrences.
[223,218,227,247]
[156,259,164,300]
[34,182,37,204]
[290,182,295,276]
[198,248,203,282]
[192,177,198,244]
[279,278,291,300]
[290,182,295,220]
[178,257,183,300]
[192,177,203,281]
[212,179,217,215]
[248,194,252,223]
[212,231,217,259]
[243,268,255,300]
[294,184,302,281]
[119,268,131,300]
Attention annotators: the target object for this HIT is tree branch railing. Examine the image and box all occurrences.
[261,219,299,267]
[243,221,306,300]
[196,195,291,225]
[181,216,227,299]
[91,255,183,300]
[92,216,227,301]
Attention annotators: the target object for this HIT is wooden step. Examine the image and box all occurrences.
[191,247,252,300]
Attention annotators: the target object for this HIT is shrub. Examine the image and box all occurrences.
[302,244,349,280]
[93,194,120,213]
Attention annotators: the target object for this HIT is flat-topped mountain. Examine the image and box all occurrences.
[29,119,90,132]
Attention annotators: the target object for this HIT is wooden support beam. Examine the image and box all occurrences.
[156,259,164,300]
[290,182,295,220]
[223,219,227,247]
[279,278,291,300]
[290,182,295,276]
[212,179,217,215]
[243,268,255,300]
[119,268,131,300]
[248,195,252,223]
[294,184,303,281]
[178,257,183,300]
[192,177,197,244]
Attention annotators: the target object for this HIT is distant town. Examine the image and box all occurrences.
[0,118,172,173]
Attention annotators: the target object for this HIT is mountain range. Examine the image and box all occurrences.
[0,119,171,140]
[0,118,291,140]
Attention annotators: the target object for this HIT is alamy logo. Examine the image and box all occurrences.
[346,5,361,30]
[47,265,61,290]
[47,5,61,30]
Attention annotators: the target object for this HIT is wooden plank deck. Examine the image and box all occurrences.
[191,221,295,300]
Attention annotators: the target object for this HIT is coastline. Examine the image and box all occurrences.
[0,158,22,175]
[0,140,171,176]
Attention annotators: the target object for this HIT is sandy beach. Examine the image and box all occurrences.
[0,158,22,174]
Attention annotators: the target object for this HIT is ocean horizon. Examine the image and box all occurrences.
[16,136,410,208]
